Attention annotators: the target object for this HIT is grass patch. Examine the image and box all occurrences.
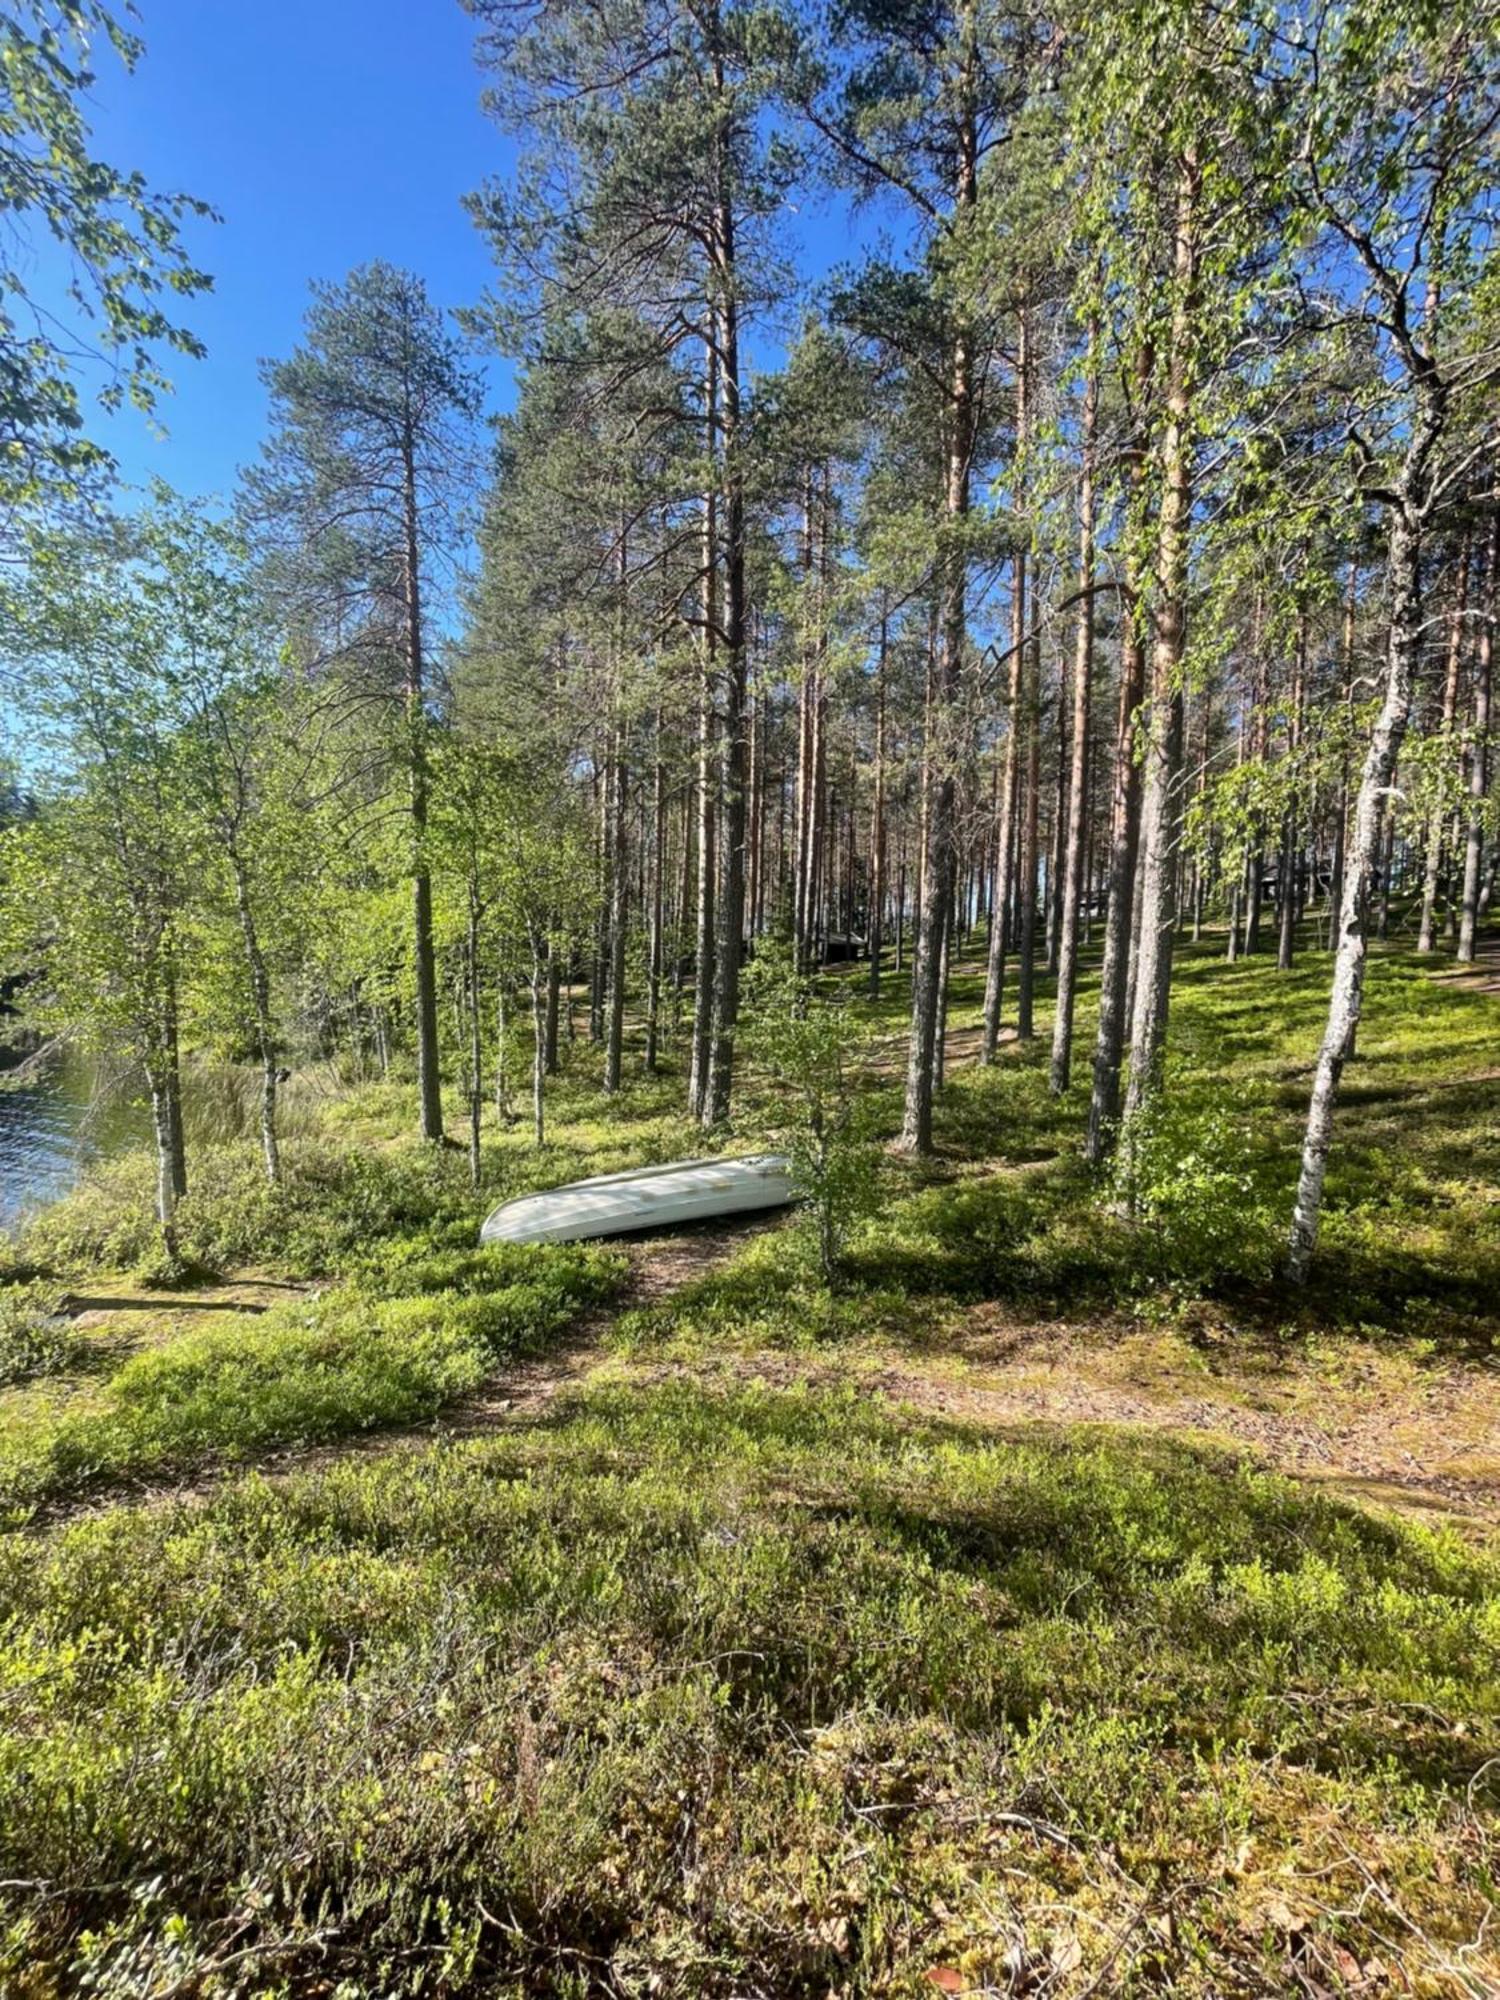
[0,1380,1493,1995]
[0,1242,623,1522]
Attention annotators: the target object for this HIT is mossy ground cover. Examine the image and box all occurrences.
[2,1384,1496,1995]
[0,932,1497,1993]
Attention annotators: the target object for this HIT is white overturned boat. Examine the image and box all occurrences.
[480,1153,794,1247]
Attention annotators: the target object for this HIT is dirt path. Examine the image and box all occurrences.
[618,1304,1500,1533]
[73,1215,782,1518]
[45,1213,1500,1538]
[387,1212,783,1437]
[1427,942,1500,997]
[866,1352,1500,1530]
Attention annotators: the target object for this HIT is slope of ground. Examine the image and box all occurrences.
[0,935,1496,1996]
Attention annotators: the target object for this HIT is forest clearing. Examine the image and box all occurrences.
[2,0,1500,1992]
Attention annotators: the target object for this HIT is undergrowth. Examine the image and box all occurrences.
[0,940,1496,1993]
[0,1381,1494,1996]
[0,1242,623,1522]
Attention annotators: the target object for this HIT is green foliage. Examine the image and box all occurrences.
[0,1381,1493,1993]
[0,1282,78,1385]
[0,3,213,517]
[1111,1086,1285,1293]
[743,939,881,1284]
[13,1136,485,1281]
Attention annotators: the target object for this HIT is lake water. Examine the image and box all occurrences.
[0,1056,149,1231]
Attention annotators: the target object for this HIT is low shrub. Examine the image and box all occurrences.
[16,1139,481,1280]
[0,1383,1493,1996]
[0,1283,81,1386]
[1108,1084,1286,1292]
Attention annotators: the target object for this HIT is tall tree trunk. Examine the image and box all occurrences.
[646,710,666,1069]
[147,1060,182,1265]
[1046,669,1067,977]
[465,897,483,1188]
[1244,605,1267,954]
[704,126,749,1127]
[495,985,511,1123]
[1050,356,1098,1093]
[899,16,975,1152]
[164,969,187,1200]
[402,425,443,1143]
[869,604,888,997]
[228,842,281,1186]
[1328,559,1358,948]
[1277,613,1306,971]
[1016,626,1041,1042]
[1122,154,1198,1139]
[794,471,818,971]
[529,940,547,1147]
[895,847,906,974]
[689,356,718,1120]
[1287,500,1428,1282]
[1458,514,1497,963]
[1085,560,1148,1155]
[1417,534,1469,951]
[982,325,1029,1061]
[604,734,628,1092]
[589,760,607,1043]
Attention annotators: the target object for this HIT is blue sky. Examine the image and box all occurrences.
[56,0,516,501]
[51,0,871,506]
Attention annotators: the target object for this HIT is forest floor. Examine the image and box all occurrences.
[1,930,1498,1996]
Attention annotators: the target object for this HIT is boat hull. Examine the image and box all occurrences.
[479,1153,794,1247]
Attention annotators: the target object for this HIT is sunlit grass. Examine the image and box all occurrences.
[1,1380,1494,1994]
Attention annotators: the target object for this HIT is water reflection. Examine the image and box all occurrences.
[0,1055,149,1230]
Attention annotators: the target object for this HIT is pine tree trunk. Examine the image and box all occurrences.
[1050,359,1098,1094]
[794,473,817,972]
[1046,673,1067,978]
[1418,536,1469,951]
[899,22,976,1153]
[466,901,483,1188]
[868,607,888,998]
[1085,361,1150,1164]
[1277,614,1306,971]
[704,140,749,1125]
[1016,629,1041,1042]
[646,711,666,1069]
[402,427,444,1144]
[604,730,629,1093]
[689,358,718,1120]
[983,333,1029,1061]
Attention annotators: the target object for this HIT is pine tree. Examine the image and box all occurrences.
[246,264,482,1144]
